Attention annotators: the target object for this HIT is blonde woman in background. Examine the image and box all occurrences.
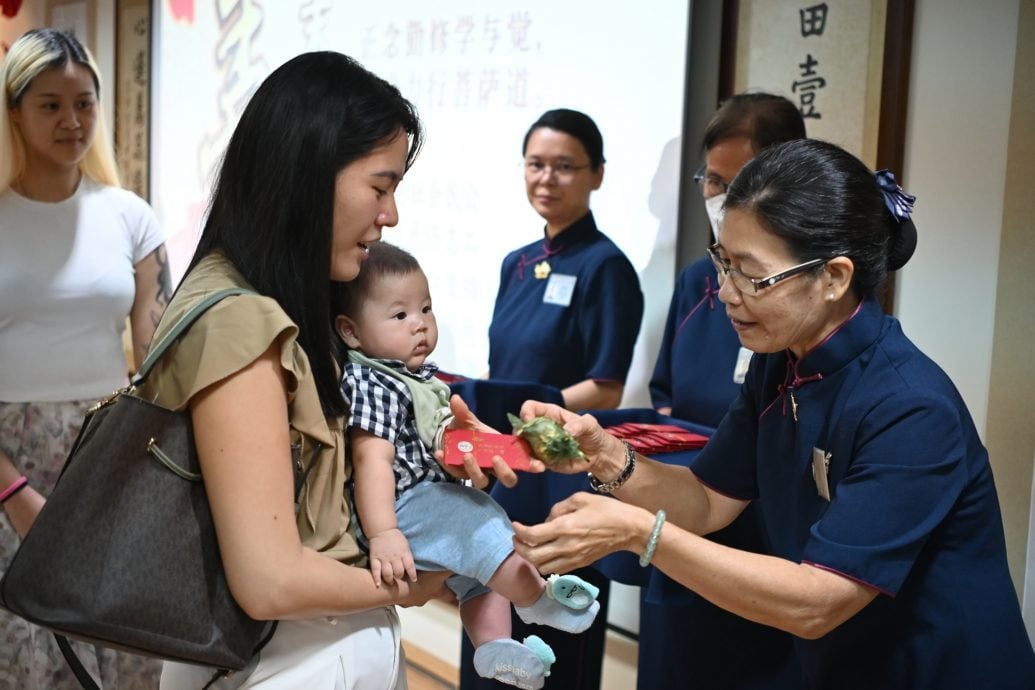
[0,28,170,688]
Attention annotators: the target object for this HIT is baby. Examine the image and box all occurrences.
[333,242,599,690]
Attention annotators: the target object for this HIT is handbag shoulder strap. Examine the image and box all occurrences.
[133,287,256,386]
[54,635,100,690]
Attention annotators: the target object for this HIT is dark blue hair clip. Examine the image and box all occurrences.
[875,169,916,222]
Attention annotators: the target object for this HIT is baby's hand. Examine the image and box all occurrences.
[368,528,417,586]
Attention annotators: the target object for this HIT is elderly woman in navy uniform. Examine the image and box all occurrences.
[460,109,643,690]
[641,93,808,689]
[508,139,1035,689]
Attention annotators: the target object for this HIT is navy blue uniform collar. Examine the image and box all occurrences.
[516,211,600,280]
[785,297,884,388]
[543,211,599,252]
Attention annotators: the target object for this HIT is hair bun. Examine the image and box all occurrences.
[887,218,917,271]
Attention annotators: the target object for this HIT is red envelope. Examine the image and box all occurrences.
[605,423,710,453]
[441,429,532,471]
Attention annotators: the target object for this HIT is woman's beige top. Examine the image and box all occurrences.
[137,252,363,565]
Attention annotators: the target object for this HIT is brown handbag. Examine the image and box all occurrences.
[0,288,299,687]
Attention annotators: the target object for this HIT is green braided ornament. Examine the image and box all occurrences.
[508,413,586,465]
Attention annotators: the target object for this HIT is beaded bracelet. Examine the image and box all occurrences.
[588,441,635,494]
[0,475,28,504]
[639,509,666,567]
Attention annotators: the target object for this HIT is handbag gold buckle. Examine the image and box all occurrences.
[87,388,128,414]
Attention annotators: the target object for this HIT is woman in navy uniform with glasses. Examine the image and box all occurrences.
[487,108,643,412]
[643,93,807,689]
[508,139,1035,689]
[460,109,643,690]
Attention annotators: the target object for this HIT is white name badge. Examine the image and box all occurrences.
[543,273,577,306]
[812,447,832,501]
[733,346,752,384]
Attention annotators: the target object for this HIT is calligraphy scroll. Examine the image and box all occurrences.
[115,0,150,198]
[734,0,887,166]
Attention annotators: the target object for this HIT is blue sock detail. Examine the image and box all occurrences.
[546,573,600,610]
[521,635,556,677]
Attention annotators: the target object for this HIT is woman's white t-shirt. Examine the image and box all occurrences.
[0,179,165,402]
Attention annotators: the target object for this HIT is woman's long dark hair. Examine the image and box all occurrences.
[189,51,422,417]
[725,139,917,297]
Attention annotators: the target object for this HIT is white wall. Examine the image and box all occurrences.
[897,0,1018,436]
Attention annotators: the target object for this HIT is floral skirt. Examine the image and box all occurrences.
[0,400,162,690]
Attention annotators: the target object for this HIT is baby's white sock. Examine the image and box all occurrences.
[514,574,601,634]
[473,637,554,690]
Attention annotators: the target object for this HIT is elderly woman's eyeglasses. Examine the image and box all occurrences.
[707,243,829,295]
[693,164,730,198]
